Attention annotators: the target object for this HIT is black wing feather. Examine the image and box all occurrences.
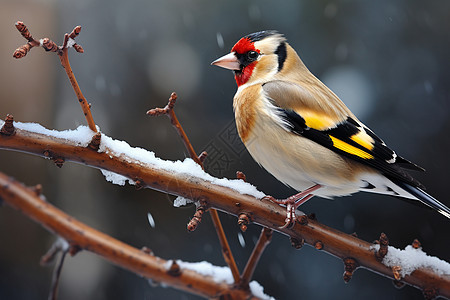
[394,180,450,218]
[278,108,425,189]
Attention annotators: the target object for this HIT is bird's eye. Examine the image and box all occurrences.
[247,51,259,61]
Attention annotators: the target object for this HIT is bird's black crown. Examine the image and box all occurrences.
[244,30,281,42]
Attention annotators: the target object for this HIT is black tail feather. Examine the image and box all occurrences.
[395,180,450,219]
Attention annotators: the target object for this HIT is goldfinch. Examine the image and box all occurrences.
[211,30,450,226]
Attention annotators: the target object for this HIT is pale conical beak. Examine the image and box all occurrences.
[211,52,241,71]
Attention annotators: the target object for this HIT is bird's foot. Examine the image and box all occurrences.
[262,184,322,229]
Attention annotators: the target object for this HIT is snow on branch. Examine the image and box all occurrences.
[371,244,450,278]
[5,120,264,199]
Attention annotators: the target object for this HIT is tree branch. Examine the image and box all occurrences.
[240,227,273,287]
[147,92,202,166]
[1,119,449,299]
[13,21,96,132]
[0,172,262,299]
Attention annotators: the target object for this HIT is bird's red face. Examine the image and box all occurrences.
[212,31,286,87]
[212,36,262,87]
[230,38,261,86]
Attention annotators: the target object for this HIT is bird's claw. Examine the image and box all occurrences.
[262,195,297,228]
[262,195,278,203]
[262,184,322,228]
[279,202,296,229]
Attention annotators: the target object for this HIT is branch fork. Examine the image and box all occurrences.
[13,21,83,59]
[13,21,96,132]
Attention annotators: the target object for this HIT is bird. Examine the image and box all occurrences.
[211,30,450,227]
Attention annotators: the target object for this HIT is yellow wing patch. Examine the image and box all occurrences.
[300,110,338,131]
[330,136,374,160]
[350,131,374,150]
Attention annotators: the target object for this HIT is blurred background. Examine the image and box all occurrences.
[1,0,450,299]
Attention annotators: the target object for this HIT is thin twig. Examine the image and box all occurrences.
[147,92,200,165]
[40,238,70,300]
[236,171,273,288]
[12,21,96,132]
[210,208,241,283]
[57,33,96,132]
[40,238,69,266]
[12,21,40,58]
[147,92,241,284]
[48,249,68,300]
[240,227,273,288]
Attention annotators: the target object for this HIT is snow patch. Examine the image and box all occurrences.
[176,260,234,284]
[371,244,450,277]
[66,38,76,48]
[101,169,134,186]
[13,122,96,147]
[173,196,194,207]
[174,260,275,299]
[249,281,276,300]
[56,237,70,252]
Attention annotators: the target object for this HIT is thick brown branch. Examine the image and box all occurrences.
[0,124,449,298]
[0,172,260,299]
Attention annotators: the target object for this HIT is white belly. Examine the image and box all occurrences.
[243,116,369,198]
